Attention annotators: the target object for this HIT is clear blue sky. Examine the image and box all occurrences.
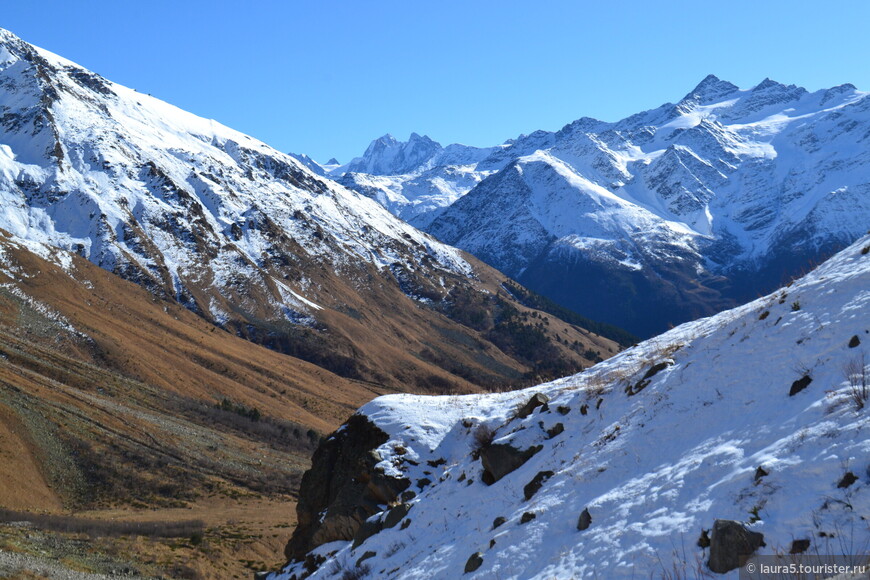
[3,1,868,163]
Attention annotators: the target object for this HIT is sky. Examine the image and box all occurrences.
[3,1,869,163]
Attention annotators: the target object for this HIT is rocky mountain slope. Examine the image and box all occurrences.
[331,76,870,337]
[269,235,870,579]
[0,28,623,392]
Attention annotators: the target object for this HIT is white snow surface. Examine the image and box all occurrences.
[272,236,870,579]
[0,28,471,320]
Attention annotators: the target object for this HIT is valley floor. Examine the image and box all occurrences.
[0,495,296,579]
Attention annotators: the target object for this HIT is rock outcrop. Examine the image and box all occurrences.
[516,393,550,418]
[284,414,410,561]
[707,519,765,573]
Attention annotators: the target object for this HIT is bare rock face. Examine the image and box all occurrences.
[284,414,410,561]
[707,519,765,573]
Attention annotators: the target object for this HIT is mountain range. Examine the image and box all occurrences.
[325,75,870,337]
[0,27,622,399]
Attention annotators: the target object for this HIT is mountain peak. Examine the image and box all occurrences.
[741,78,808,108]
[753,77,781,91]
[288,152,327,176]
[373,133,398,145]
[408,132,439,146]
[682,74,739,103]
[751,77,807,94]
[345,132,442,176]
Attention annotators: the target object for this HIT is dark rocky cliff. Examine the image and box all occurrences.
[284,414,410,563]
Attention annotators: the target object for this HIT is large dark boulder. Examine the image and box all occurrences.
[789,375,812,396]
[626,361,672,396]
[480,443,543,484]
[523,470,554,500]
[577,508,592,531]
[838,471,858,488]
[284,414,410,561]
[383,503,412,529]
[516,393,550,418]
[465,552,484,573]
[707,519,765,573]
[790,539,810,554]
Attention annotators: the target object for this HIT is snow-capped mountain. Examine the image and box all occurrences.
[331,135,497,227]
[0,28,614,390]
[0,28,468,312]
[288,152,329,176]
[270,234,870,579]
[340,133,442,176]
[334,76,870,337]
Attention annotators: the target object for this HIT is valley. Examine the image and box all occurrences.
[0,16,866,580]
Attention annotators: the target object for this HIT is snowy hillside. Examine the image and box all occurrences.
[334,76,870,336]
[0,27,473,319]
[271,235,870,579]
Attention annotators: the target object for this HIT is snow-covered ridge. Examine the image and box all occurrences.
[0,27,472,325]
[332,75,870,336]
[324,134,498,228]
[272,235,870,578]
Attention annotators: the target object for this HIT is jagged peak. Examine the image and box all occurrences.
[326,157,339,165]
[681,74,739,104]
[819,83,861,107]
[346,131,443,175]
[556,116,604,138]
[751,77,806,94]
[362,132,442,154]
[372,133,397,146]
[753,77,780,91]
[823,82,858,96]
[407,132,441,148]
[0,28,33,62]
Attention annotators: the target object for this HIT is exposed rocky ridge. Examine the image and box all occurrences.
[332,75,870,337]
[0,28,618,391]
